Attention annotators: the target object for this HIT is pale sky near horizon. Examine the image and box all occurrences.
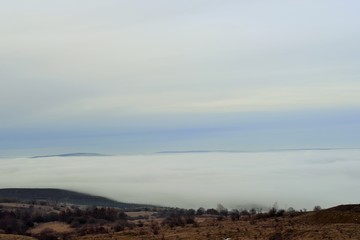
[1,1,360,156]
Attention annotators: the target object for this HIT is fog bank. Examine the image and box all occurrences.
[1,149,359,210]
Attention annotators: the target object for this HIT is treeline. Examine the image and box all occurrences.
[0,206,129,236]
[152,205,302,229]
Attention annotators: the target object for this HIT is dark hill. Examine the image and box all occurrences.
[0,188,153,209]
[327,204,360,212]
[297,204,360,224]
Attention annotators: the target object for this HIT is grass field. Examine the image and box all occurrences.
[71,216,360,240]
[1,200,360,240]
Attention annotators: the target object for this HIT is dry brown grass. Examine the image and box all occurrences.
[70,216,360,240]
[0,234,36,240]
[29,221,74,235]
[2,204,359,240]
[125,211,156,218]
[296,204,360,225]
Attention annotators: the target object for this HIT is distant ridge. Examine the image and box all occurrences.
[31,153,110,158]
[156,147,360,154]
[0,188,153,209]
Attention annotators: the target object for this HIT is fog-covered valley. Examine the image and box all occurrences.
[1,149,359,210]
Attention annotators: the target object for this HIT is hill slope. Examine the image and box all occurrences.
[296,204,360,224]
[0,188,152,209]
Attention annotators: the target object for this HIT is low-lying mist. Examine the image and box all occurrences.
[1,149,359,210]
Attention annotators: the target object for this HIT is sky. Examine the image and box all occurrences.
[1,1,360,156]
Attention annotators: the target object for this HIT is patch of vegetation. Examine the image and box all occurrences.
[1,198,360,240]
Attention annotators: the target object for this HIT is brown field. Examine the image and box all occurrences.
[2,215,360,239]
[0,234,36,240]
[125,211,156,218]
[1,202,360,240]
[72,217,360,240]
[29,221,74,235]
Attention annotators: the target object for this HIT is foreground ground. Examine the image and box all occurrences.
[3,218,359,240]
[1,201,359,240]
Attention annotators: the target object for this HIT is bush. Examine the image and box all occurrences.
[184,215,195,224]
[151,221,161,235]
[250,208,257,215]
[269,232,283,240]
[34,228,58,240]
[137,220,144,227]
[240,209,250,216]
[268,207,277,217]
[205,208,219,215]
[113,222,125,232]
[230,210,240,221]
[276,209,285,217]
[313,205,322,211]
[162,215,185,228]
[196,207,205,216]
[78,225,108,235]
[0,211,26,234]
[113,220,134,232]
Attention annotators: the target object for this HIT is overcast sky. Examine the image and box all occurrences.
[1,1,360,156]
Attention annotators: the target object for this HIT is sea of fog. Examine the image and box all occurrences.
[1,149,359,210]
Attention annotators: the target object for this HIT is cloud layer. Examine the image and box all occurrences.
[1,149,360,210]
